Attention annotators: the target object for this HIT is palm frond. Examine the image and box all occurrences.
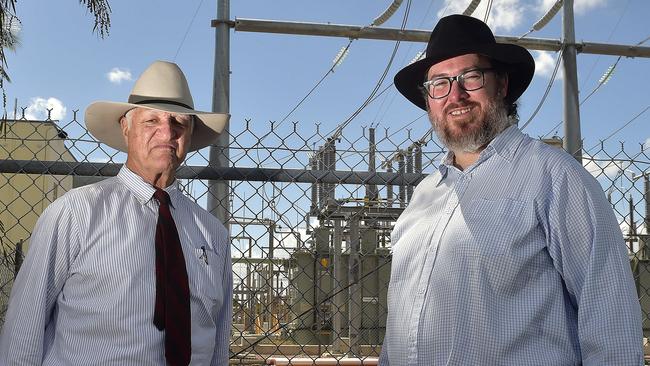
[78,0,112,38]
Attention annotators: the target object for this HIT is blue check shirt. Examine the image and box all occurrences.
[380,126,643,365]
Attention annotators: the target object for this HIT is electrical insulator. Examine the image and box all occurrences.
[409,51,425,65]
[371,0,404,26]
[598,65,615,85]
[532,0,563,31]
[463,0,482,16]
[332,47,350,68]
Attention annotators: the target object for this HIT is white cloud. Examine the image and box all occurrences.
[533,50,564,80]
[438,0,525,32]
[537,0,607,16]
[24,97,67,121]
[582,153,634,180]
[106,67,132,84]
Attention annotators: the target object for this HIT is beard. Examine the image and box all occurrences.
[429,99,513,153]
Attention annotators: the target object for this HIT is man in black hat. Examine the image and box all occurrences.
[380,14,643,365]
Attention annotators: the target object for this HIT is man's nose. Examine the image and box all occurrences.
[157,118,177,139]
[447,80,469,103]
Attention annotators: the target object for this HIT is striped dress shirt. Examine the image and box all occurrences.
[0,166,232,365]
[379,126,643,365]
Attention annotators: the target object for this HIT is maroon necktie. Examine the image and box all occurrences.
[153,189,191,366]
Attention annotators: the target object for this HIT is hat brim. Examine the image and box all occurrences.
[85,101,229,152]
[394,43,535,110]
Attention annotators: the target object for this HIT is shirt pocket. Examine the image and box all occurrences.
[191,246,225,317]
[464,198,526,257]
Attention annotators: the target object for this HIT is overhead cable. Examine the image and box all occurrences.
[543,39,646,138]
[520,0,563,39]
[521,47,564,130]
[325,0,413,141]
[592,105,650,147]
[576,0,630,91]
[276,39,353,128]
[276,0,410,129]
[483,0,494,23]
[172,0,205,61]
[372,0,436,128]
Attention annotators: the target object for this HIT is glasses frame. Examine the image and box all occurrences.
[422,67,495,99]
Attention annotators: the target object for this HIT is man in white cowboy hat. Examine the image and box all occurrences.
[0,61,232,365]
[380,15,642,365]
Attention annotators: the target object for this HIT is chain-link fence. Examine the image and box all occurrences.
[0,109,649,364]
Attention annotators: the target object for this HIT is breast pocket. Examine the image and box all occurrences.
[464,198,527,256]
[191,246,225,321]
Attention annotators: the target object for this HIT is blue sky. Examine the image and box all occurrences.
[3,0,650,161]
[3,0,650,253]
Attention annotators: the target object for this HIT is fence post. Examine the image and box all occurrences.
[332,219,344,353]
[386,163,394,208]
[366,128,378,205]
[397,153,406,208]
[14,239,23,276]
[406,147,414,203]
[348,216,361,356]
[310,155,318,213]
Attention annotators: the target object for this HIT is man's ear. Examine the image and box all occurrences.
[119,116,129,146]
[499,72,509,98]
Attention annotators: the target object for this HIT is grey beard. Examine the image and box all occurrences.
[431,100,513,153]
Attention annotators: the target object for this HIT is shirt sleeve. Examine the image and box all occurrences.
[378,337,389,366]
[211,230,233,365]
[545,165,644,365]
[0,196,80,364]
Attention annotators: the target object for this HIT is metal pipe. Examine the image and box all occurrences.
[398,153,406,208]
[207,0,231,225]
[366,128,378,205]
[562,0,582,160]
[327,140,337,202]
[268,221,275,327]
[0,160,425,186]
[332,219,344,352]
[317,147,326,206]
[223,18,650,58]
[406,148,414,203]
[310,155,318,212]
[645,175,649,233]
[386,164,394,207]
[348,217,361,356]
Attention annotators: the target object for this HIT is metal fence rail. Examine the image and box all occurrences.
[1,111,649,364]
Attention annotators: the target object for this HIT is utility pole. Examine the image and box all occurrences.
[208,0,231,227]
[562,0,582,161]
[215,14,650,165]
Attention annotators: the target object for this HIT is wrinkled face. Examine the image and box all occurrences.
[121,108,193,176]
[425,53,509,152]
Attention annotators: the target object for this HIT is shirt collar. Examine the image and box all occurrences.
[432,125,525,186]
[117,165,181,207]
[487,125,525,162]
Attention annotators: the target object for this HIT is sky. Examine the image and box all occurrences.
[3,0,650,182]
[2,0,650,253]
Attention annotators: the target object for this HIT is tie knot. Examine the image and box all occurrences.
[153,189,170,205]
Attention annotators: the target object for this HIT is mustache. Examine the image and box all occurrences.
[443,101,478,114]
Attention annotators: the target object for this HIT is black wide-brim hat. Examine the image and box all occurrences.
[394,14,535,110]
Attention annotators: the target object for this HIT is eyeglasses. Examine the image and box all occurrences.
[422,68,494,99]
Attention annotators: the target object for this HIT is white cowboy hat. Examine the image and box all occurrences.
[85,60,229,152]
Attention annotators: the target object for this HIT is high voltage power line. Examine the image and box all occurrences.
[324,0,413,142]
[275,0,408,130]
[543,33,650,138]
